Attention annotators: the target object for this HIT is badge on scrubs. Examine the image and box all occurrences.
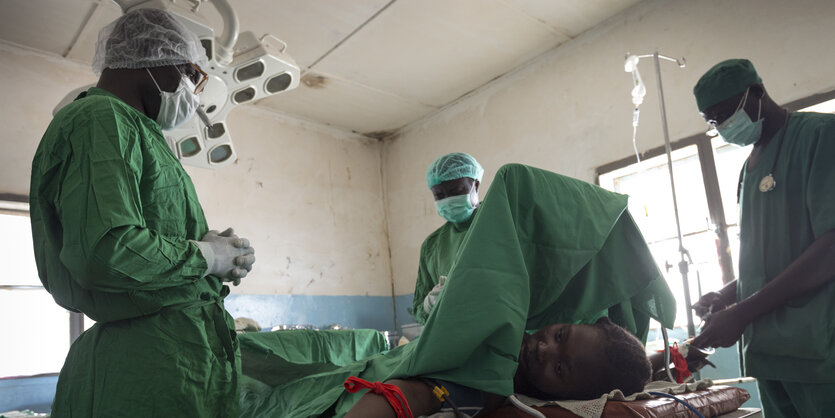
[759,174,776,192]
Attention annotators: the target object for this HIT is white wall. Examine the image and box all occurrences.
[0,41,392,298]
[188,108,392,296]
[383,0,835,295]
[0,43,97,196]
[5,0,835,302]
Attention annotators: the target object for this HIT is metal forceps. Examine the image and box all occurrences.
[697,303,715,329]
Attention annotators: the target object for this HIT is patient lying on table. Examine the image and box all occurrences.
[239,164,676,417]
[345,316,651,417]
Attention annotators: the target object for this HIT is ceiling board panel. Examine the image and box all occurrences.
[0,0,97,55]
[200,0,391,68]
[0,0,646,136]
[256,70,436,134]
[64,1,122,65]
[503,0,642,37]
[313,0,568,107]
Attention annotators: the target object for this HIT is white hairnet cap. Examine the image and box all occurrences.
[92,8,209,76]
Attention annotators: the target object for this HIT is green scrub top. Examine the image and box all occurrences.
[737,112,835,383]
[29,88,240,417]
[411,213,474,324]
[239,164,676,417]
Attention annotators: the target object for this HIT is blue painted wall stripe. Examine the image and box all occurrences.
[0,374,57,413]
[224,294,403,332]
[224,294,422,335]
[394,293,419,331]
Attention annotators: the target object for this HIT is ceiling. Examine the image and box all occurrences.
[0,0,643,138]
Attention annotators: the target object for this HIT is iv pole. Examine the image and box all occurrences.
[627,51,695,382]
[648,51,696,339]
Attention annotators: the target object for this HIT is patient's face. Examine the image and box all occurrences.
[516,323,607,400]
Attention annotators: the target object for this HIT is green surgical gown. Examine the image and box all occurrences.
[239,329,388,387]
[412,213,474,324]
[29,88,239,417]
[737,112,835,383]
[239,164,676,417]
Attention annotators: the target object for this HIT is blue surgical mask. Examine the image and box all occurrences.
[147,68,200,130]
[435,192,476,223]
[717,91,763,147]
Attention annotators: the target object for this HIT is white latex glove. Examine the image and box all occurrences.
[422,275,447,314]
[192,228,255,286]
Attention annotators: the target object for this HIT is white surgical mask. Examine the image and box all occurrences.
[717,89,763,147]
[146,68,199,130]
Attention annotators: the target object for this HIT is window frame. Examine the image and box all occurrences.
[595,88,835,287]
[0,193,85,347]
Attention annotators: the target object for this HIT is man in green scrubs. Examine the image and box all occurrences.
[692,59,835,416]
[411,152,484,324]
[30,9,255,417]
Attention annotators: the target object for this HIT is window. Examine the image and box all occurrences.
[599,144,747,328]
[597,95,835,331]
[0,199,87,378]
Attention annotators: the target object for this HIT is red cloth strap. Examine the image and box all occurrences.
[669,343,691,383]
[655,343,692,384]
[344,376,414,418]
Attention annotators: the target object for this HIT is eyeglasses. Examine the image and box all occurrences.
[189,63,209,95]
[175,63,209,95]
[704,87,750,137]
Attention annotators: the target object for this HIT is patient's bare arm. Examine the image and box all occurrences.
[344,379,442,418]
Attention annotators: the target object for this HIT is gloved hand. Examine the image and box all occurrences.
[692,291,732,320]
[422,275,446,315]
[685,346,717,372]
[217,229,256,285]
[692,305,749,349]
[192,228,255,286]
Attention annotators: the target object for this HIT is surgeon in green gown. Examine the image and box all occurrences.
[411,152,484,324]
[29,9,255,417]
[692,59,835,417]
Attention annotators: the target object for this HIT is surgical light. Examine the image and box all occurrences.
[54,0,300,170]
[140,0,300,169]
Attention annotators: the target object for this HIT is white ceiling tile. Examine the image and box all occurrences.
[64,1,122,65]
[313,0,568,107]
[0,0,641,136]
[255,71,436,134]
[0,0,97,55]
[199,0,391,68]
[502,0,643,37]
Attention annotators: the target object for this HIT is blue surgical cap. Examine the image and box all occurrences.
[426,152,484,189]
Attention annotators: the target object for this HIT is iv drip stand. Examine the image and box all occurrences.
[631,52,695,382]
[646,51,696,340]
